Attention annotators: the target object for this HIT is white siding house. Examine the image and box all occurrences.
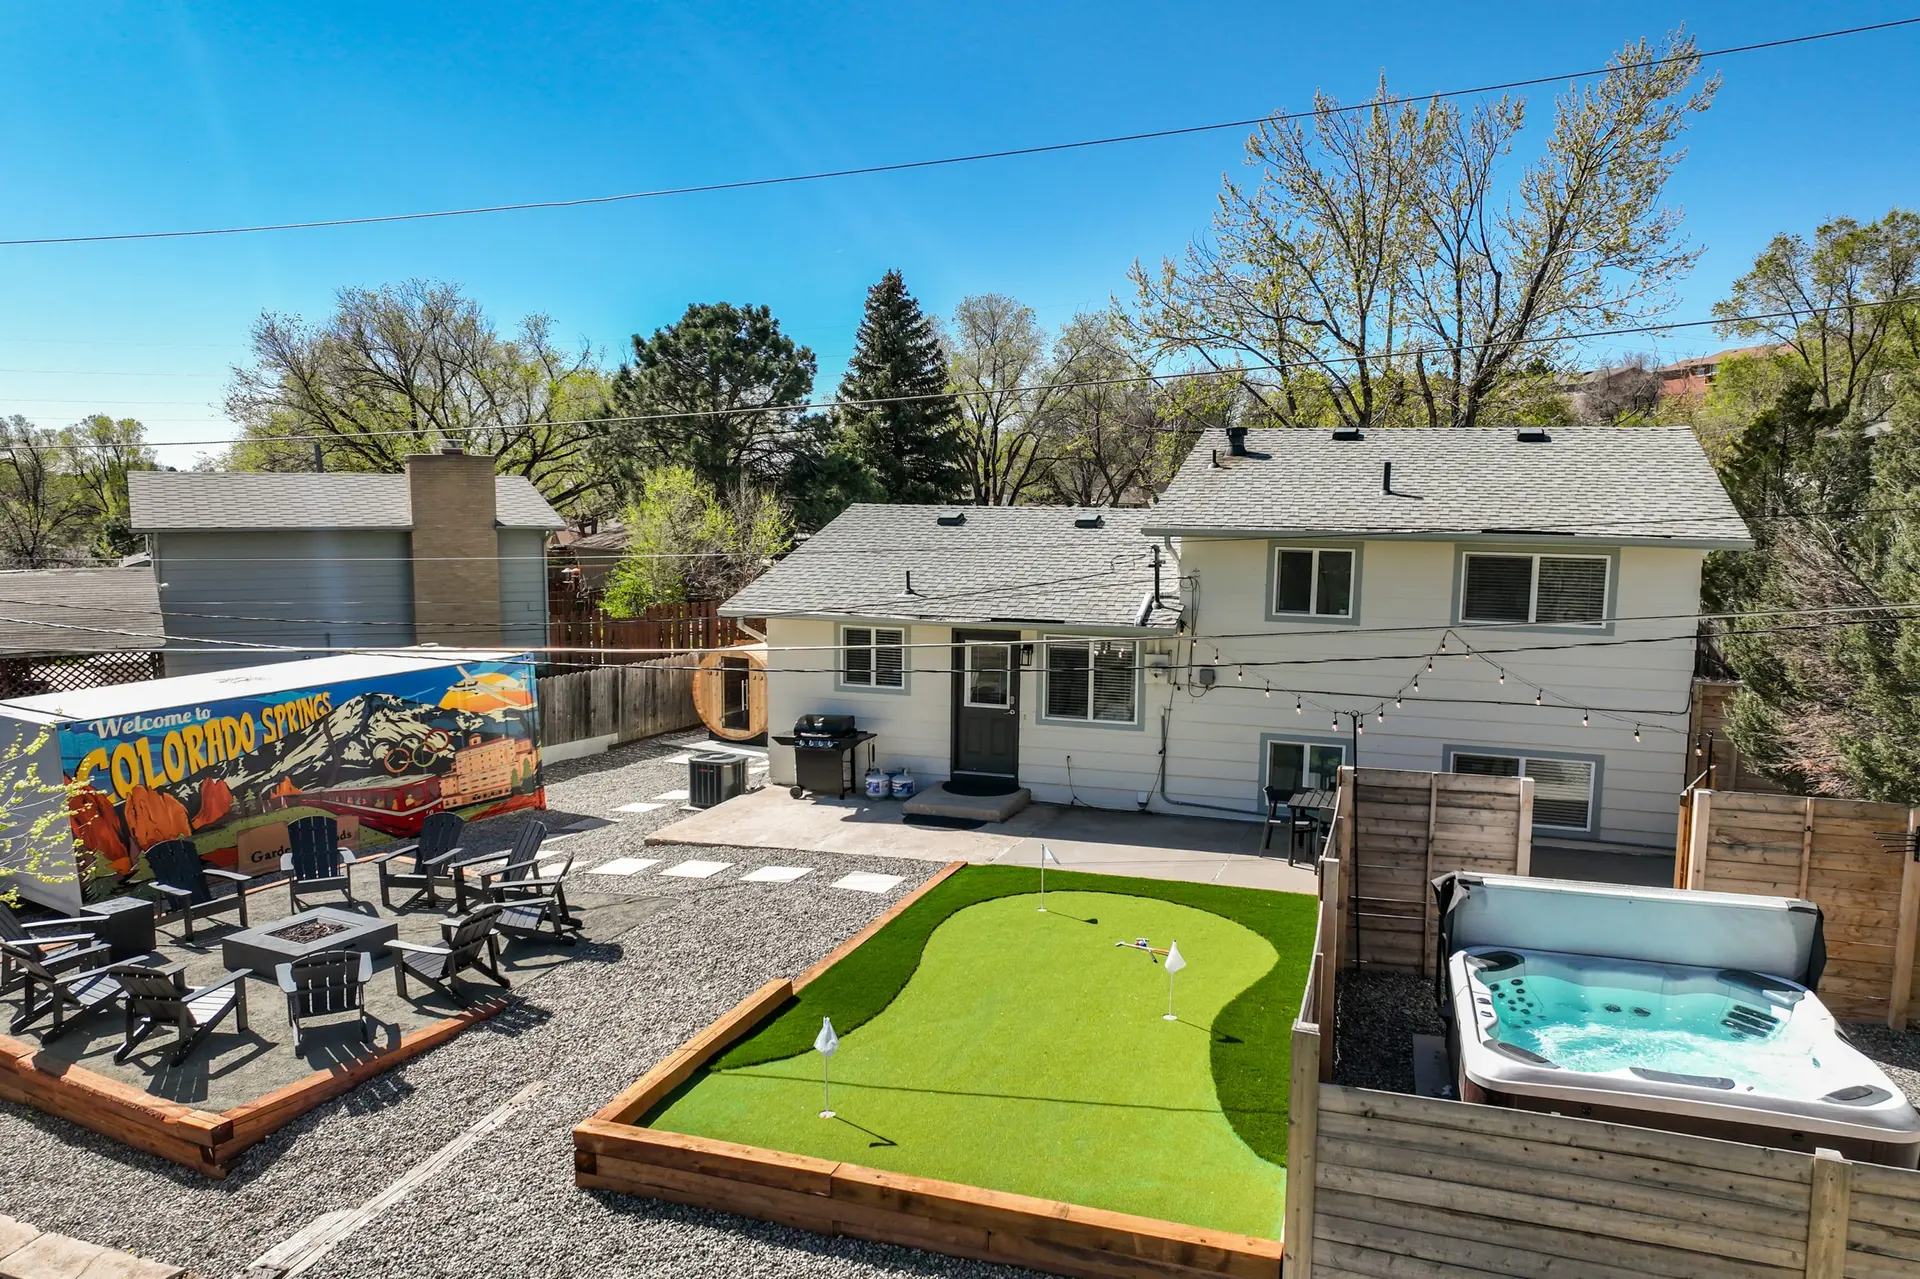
[725,426,1750,854]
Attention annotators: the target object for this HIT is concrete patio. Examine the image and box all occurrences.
[646,786,1322,894]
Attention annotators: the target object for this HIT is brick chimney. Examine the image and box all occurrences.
[407,449,501,646]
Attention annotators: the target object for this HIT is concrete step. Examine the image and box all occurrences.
[901,783,1031,823]
[0,1217,180,1279]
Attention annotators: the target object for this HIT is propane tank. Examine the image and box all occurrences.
[890,766,916,799]
[864,767,888,800]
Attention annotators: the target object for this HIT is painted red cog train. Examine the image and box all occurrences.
[0,649,545,911]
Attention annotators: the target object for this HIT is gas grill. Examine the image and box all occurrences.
[772,714,878,799]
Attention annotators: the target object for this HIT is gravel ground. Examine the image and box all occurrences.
[1845,1023,1920,1110]
[0,731,1029,1279]
[1330,970,1445,1094]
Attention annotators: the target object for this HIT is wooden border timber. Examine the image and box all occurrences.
[575,860,1283,1279]
[0,996,506,1177]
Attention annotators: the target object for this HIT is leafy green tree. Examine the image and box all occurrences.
[224,280,607,512]
[595,303,817,502]
[1713,210,1920,419]
[600,465,793,615]
[0,416,97,568]
[948,294,1070,505]
[60,415,157,559]
[834,271,966,506]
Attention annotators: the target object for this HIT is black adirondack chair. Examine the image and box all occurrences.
[145,840,250,942]
[386,904,510,1006]
[487,844,583,946]
[3,938,125,1040]
[111,960,249,1066]
[365,812,467,911]
[277,948,375,1052]
[0,906,107,993]
[281,815,356,912]
[447,819,549,914]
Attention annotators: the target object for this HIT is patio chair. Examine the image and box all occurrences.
[2,938,126,1041]
[387,904,511,1007]
[276,948,374,1053]
[488,847,584,946]
[0,906,108,993]
[446,819,548,914]
[281,815,357,912]
[110,960,249,1066]
[365,812,467,912]
[145,840,251,943]
[1259,788,1292,856]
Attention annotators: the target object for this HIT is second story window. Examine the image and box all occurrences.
[1461,553,1607,626]
[1274,548,1353,618]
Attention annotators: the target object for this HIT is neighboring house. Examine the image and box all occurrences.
[1654,345,1787,398]
[128,450,566,675]
[724,426,1750,855]
[0,567,164,697]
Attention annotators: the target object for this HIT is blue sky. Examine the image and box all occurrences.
[2,1,1917,467]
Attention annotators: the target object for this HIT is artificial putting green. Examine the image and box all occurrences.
[646,866,1316,1239]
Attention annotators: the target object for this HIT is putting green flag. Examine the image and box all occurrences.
[814,1017,839,1057]
[1165,942,1186,974]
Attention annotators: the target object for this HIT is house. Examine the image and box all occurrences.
[723,426,1750,854]
[1654,344,1787,398]
[0,567,164,697]
[128,450,567,675]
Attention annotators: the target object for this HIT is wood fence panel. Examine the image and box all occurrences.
[538,655,701,749]
[1677,789,1919,1024]
[1344,767,1528,974]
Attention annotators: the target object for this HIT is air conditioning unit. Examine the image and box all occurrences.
[689,753,748,809]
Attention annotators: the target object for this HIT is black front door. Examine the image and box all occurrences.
[951,629,1020,781]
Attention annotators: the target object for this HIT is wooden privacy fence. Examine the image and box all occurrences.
[1286,825,1920,1277]
[548,601,748,672]
[1335,766,1532,976]
[1677,788,1920,1027]
[538,656,700,749]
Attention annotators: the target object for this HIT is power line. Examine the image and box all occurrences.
[5,19,1915,249]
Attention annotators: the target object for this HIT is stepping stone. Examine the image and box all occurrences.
[740,865,813,884]
[614,801,665,814]
[655,789,690,801]
[538,863,568,878]
[562,817,613,832]
[661,753,692,765]
[660,859,733,879]
[589,857,660,876]
[833,872,905,894]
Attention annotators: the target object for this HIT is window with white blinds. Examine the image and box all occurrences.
[1044,638,1137,724]
[841,625,906,688]
[1461,553,1608,625]
[1453,751,1596,832]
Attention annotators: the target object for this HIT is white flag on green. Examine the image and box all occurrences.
[1165,942,1187,974]
[814,1017,839,1057]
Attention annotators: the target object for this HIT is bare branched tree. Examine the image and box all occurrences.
[1577,353,1665,424]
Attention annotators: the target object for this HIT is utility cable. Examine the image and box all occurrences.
[2,18,1913,247]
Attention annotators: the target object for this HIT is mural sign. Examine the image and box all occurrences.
[60,659,542,900]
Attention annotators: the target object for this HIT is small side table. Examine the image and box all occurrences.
[91,895,157,960]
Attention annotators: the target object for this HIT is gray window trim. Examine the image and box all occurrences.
[835,621,912,695]
[1255,731,1351,807]
[1265,539,1363,626]
[1442,742,1605,839]
[1451,543,1619,635]
[1036,634,1145,731]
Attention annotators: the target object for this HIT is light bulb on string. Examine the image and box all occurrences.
[1439,637,1448,653]
[1376,709,1384,723]
[1426,656,1433,672]
[1330,715,1338,731]
[1412,676,1420,693]
[1582,711,1590,728]
[1534,690,1542,706]
[1395,695,1402,709]
[1498,670,1505,685]
[1633,725,1642,742]
[1236,666,1244,682]
[1294,697,1302,714]
[1264,684,1271,698]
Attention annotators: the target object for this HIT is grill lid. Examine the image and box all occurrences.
[795,713,856,737]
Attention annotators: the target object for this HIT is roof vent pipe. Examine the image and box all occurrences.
[1382,461,1392,494]
[1225,426,1250,457]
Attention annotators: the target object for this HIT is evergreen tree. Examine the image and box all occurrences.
[835,271,967,505]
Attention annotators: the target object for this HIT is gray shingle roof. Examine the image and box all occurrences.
[722,505,1179,630]
[1143,427,1751,547]
[128,472,566,532]
[0,567,164,655]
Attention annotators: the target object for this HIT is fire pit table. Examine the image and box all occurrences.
[221,906,399,979]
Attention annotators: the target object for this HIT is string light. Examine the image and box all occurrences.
[1236,666,1244,681]
[1633,725,1642,742]
[1376,709,1384,722]
[1264,685,1272,698]
[1535,690,1542,706]
[1426,656,1434,672]
[1395,696,1402,709]
[1582,711,1590,727]
[1498,670,1505,684]
[1439,637,1448,654]
[1331,715,1339,731]
[1295,697,1302,714]
[1412,676,1420,693]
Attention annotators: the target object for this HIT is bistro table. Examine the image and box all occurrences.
[1285,788,1339,863]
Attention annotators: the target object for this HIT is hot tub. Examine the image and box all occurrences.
[1451,944,1920,1165]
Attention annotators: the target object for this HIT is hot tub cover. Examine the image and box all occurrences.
[1431,873,1825,1008]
